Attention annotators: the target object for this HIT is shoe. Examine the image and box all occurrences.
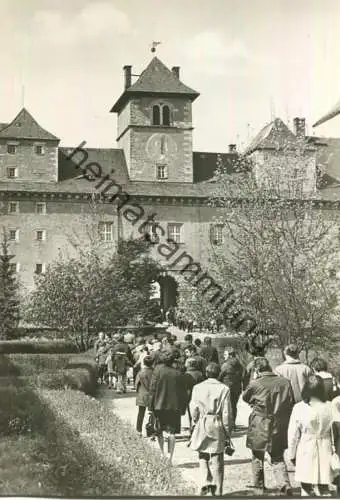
[280,485,293,496]
[200,486,209,496]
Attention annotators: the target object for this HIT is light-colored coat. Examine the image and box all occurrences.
[189,378,232,454]
[287,400,333,484]
[275,359,312,403]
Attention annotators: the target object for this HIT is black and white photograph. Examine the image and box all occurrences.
[1,0,340,497]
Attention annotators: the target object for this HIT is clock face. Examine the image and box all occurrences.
[146,133,177,162]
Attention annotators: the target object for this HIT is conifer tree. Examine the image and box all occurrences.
[0,230,20,339]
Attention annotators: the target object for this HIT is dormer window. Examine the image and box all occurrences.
[152,103,171,126]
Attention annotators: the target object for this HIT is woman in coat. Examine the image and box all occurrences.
[189,362,233,496]
[287,374,334,496]
[135,355,154,436]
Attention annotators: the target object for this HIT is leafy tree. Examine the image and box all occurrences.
[0,230,20,339]
[208,140,340,355]
[24,239,161,350]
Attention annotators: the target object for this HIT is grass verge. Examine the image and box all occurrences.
[41,389,196,496]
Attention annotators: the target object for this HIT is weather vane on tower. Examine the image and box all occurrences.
[151,41,162,53]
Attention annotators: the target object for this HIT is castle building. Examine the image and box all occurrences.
[0,56,340,310]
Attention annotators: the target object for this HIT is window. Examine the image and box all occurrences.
[99,222,113,242]
[157,164,168,180]
[36,230,46,241]
[9,201,19,214]
[162,105,170,126]
[36,202,46,214]
[152,103,171,126]
[142,222,159,243]
[35,263,45,275]
[7,144,16,154]
[152,105,161,126]
[35,145,44,155]
[9,229,19,242]
[211,225,224,245]
[168,223,182,244]
[7,167,18,178]
[9,263,20,273]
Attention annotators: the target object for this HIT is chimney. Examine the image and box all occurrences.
[228,144,237,153]
[123,65,132,89]
[172,66,180,79]
[293,117,306,138]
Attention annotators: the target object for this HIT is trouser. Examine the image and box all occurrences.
[229,390,241,425]
[136,406,146,433]
[98,364,106,381]
[252,450,290,489]
[198,452,224,495]
[117,373,127,392]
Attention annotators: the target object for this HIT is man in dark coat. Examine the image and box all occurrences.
[112,335,134,393]
[199,337,219,364]
[149,350,188,464]
[242,357,294,495]
[219,347,244,427]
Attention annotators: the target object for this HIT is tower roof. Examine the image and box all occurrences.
[111,57,199,113]
[0,108,59,141]
[244,117,302,155]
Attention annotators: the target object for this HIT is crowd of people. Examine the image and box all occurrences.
[94,331,340,497]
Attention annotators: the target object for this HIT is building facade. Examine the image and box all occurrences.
[0,56,340,310]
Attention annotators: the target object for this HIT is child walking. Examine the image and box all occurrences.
[135,355,154,437]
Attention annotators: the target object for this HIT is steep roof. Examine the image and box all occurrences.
[58,147,129,184]
[0,108,59,141]
[313,99,340,127]
[111,57,199,113]
[193,152,239,182]
[244,118,300,155]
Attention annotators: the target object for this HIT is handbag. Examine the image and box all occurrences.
[145,412,155,438]
[224,437,235,456]
[330,424,340,477]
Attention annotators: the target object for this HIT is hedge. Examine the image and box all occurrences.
[41,389,195,496]
[0,340,78,354]
[6,354,98,395]
[8,354,73,375]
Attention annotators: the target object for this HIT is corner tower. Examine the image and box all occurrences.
[110,57,199,183]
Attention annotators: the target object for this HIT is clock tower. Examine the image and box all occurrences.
[110,57,199,183]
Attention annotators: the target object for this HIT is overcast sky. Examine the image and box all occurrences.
[2,0,340,151]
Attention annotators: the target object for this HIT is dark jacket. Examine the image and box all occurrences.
[243,371,294,453]
[243,357,262,389]
[199,345,219,364]
[219,357,244,392]
[112,342,134,365]
[184,370,204,399]
[135,367,153,407]
[149,364,188,414]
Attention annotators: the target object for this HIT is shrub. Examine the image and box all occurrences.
[8,354,73,375]
[41,389,195,496]
[32,368,97,395]
[0,340,77,354]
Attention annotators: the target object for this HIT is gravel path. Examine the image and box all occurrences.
[100,387,299,496]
